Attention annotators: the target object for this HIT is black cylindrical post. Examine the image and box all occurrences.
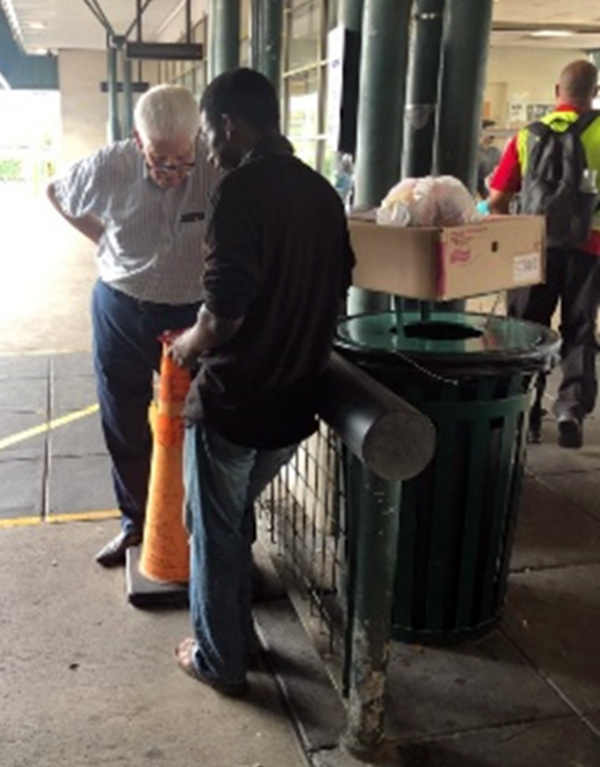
[403,0,445,177]
[434,0,494,192]
[210,0,241,79]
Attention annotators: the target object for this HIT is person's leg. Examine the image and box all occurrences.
[184,423,256,688]
[554,249,600,446]
[92,281,160,538]
[507,250,562,441]
[239,444,298,654]
[182,422,296,689]
[91,281,199,564]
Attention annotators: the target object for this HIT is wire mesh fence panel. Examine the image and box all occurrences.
[257,421,347,650]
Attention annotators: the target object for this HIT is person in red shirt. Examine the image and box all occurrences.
[489,60,600,449]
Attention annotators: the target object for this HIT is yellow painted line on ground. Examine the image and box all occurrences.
[0,404,99,451]
[0,509,119,529]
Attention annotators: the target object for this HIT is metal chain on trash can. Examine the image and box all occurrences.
[386,348,460,387]
[386,291,506,388]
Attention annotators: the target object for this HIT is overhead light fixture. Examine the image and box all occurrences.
[27,21,47,30]
[530,29,575,38]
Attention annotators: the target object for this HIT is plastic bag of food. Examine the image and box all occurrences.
[376,175,480,227]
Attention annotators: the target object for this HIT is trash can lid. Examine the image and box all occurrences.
[335,311,560,376]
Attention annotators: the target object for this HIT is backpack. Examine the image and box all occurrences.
[519,111,599,248]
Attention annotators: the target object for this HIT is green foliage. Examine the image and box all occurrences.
[0,157,24,181]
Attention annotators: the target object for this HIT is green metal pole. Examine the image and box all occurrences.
[342,465,402,757]
[261,0,283,92]
[209,0,240,79]
[250,0,261,71]
[402,0,445,320]
[434,0,494,193]
[349,0,412,316]
[122,55,133,138]
[339,0,364,31]
[354,0,412,211]
[402,0,445,177]
[107,41,121,143]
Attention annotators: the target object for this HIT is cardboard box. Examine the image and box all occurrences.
[348,215,546,301]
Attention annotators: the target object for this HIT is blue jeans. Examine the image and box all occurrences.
[184,421,297,686]
[91,280,199,534]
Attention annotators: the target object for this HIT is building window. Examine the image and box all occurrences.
[282,0,338,174]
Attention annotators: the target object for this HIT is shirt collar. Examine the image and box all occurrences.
[555,103,585,114]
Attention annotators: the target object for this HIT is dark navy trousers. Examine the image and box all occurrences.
[91,280,200,534]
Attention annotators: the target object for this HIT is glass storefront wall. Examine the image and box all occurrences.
[157,0,341,180]
[283,0,339,177]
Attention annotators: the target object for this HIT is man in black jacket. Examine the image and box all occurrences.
[169,68,355,696]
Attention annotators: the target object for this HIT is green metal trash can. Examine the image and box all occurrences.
[335,310,559,644]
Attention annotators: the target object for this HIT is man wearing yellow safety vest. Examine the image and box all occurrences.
[489,60,600,450]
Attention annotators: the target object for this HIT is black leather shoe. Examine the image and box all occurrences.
[557,418,583,449]
[95,530,143,567]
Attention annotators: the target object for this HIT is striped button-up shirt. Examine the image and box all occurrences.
[52,139,219,304]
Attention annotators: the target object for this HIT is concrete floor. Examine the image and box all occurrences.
[0,188,308,767]
[1,186,600,766]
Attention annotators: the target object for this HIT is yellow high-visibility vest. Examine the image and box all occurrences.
[516,110,600,231]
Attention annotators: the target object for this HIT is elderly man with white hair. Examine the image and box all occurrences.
[48,84,218,566]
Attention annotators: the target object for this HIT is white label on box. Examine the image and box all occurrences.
[513,252,540,283]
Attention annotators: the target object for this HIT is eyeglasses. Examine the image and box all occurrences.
[147,160,196,174]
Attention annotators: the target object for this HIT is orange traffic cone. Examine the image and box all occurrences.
[139,341,191,583]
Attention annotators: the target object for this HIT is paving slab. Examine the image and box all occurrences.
[502,565,600,715]
[0,411,47,460]
[48,454,114,515]
[0,375,48,413]
[383,627,570,741]
[0,355,49,379]
[51,352,95,378]
[511,475,600,571]
[529,469,600,524]
[588,714,600,736]
[49,411,107,457]
[394,716,600,767]
[51,375,98,416]
[525,436,600,475]
[0,457,45,519]
[254,597,347,754]
[0,521,308,767]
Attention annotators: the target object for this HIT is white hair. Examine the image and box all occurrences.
[134,84,200,143]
